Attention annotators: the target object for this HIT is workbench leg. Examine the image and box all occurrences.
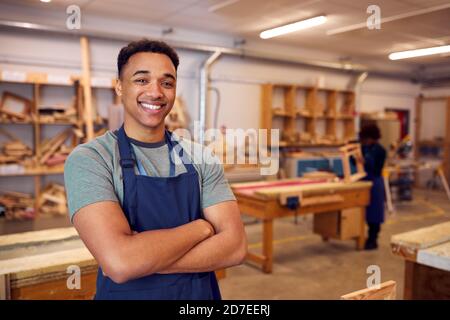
[0,274,11,300]
[403,260,414,300]
[262,219,273,273]
[356,207,366,250]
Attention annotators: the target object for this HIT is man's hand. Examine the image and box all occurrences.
[158,200,247,274]
[74,201,217,284]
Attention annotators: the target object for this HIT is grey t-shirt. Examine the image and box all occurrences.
[64,130,236,222]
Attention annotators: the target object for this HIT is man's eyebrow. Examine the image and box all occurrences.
[163,73,176,81]
[131,70,176,80]
[132,70,150,77]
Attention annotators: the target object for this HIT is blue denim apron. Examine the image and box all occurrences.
[94,126,221,300]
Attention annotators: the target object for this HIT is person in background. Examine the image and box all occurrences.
[359,122,387,250]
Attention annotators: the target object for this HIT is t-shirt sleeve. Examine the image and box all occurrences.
[200,146,236,209]
[64,146,118,223]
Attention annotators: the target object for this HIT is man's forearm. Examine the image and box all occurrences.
[158,229,247,274]
[108,219,213,283]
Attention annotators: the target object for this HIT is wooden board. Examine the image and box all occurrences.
[232,179,372,200]
[0,227,78,250]
[391,221,450,261]
[0,247,95,285]
[417,242,450,272]
[340,207,363,240]
[341,280,396,300]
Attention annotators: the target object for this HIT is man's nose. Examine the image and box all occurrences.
[144,82,163,99]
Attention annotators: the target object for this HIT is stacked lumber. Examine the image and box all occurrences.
[0,128,33,164]
[39,128,74,166]
[0,92,32,122]
[38,183,67,216]
[3,141,32,157]
[0,191,35,220]
[38,105,78,124]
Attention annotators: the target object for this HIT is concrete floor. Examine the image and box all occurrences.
[1,188,449,300]
[219,189,450,299]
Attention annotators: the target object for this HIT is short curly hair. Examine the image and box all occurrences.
[117,39,179,77]
[359,122,381,140]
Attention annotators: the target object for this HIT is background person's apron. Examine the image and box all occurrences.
[94,126,221,300]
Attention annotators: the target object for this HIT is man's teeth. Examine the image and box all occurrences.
[141,102,163,110]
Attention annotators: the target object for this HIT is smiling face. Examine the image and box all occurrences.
[116,52,177,141]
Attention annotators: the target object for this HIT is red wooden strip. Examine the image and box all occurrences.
[234,179,327,191]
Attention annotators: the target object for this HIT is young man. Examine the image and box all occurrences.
[359,123,387,250]
[64,39,247,300]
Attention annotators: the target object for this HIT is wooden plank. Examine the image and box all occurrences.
[313,211,339,238]
[262,220,273,273]
[80,36,94,141]
[253,181,371,199]
[39,129,71,164]
[0,274,11,300]
[301,194,343,207]
[0,247,95,284]
[0,227,78,250]
[341,280,396,300]
[11,271,96,300]
[340,207,363,240]
[391,221,450,253]
[236,187,370,220]
[403,260,450,300]
[417,242,450,272]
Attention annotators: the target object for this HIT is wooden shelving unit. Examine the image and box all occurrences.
[261,83,356,147]
[0,70,85,219]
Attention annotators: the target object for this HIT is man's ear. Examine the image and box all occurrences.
[115,79,122,97]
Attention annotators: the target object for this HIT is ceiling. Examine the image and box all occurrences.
[2,0,450,72]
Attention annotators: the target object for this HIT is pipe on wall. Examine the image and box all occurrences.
[198,50,221,144]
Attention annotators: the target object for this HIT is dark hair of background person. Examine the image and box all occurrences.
[359,122,381,141]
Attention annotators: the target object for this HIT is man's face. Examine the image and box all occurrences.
[116,52,177,131]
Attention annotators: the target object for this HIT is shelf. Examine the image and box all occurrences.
[272,109,292,117]
[0,119,33,125]
[38,120,78,125]
[0,70,74,86]
[336,114,354,120]
[0,164,64,177]
[262,83,356,149]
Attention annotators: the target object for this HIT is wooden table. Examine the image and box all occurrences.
[231,179,372,273]
[391,221,450,299]
[0,227,97,300]
[0,227,227,300]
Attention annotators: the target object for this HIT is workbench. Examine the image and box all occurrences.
[231,178,372,273]
[0,227,227,300]
[0,227,97,299]
[391,221,450,299]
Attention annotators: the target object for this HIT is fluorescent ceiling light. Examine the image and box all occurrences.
[389,45,450,60]
[260,15,327,39]
[40,0,51,3]
[208,0,240,13]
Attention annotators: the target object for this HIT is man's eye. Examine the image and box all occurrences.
[135,79,148,84]
[162,81,174,88]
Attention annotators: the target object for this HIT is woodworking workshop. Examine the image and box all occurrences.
[1,0,450,302]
